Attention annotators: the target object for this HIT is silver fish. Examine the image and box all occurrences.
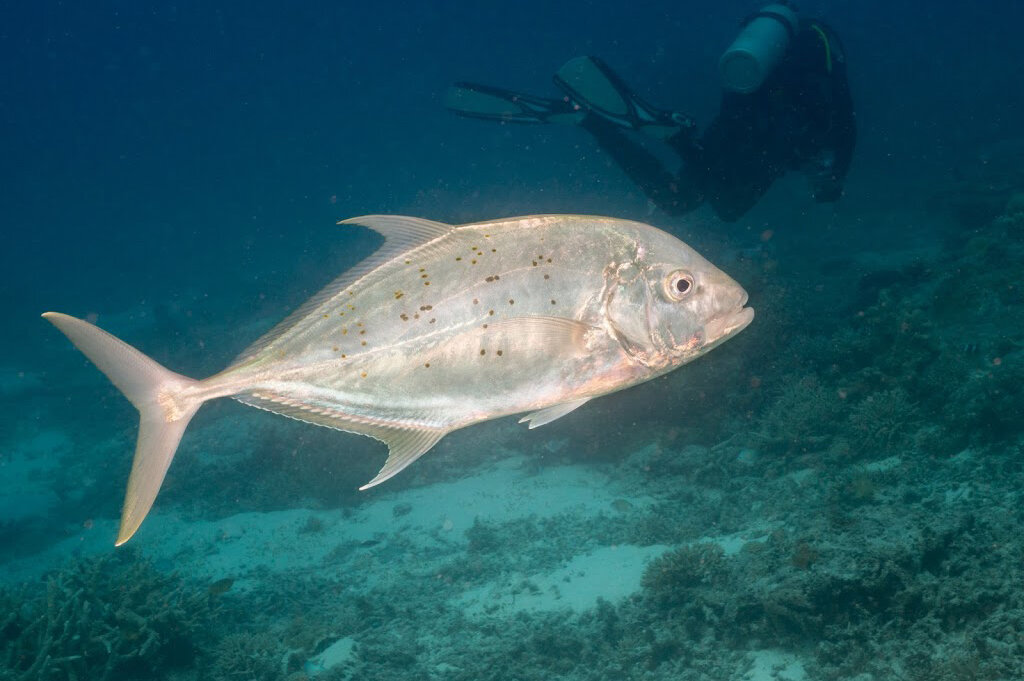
[43,214,753,544]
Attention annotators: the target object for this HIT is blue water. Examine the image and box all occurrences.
[3,1,1024,679]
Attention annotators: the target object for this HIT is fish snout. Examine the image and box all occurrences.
[704,305,754,347]
[703,281,753,346]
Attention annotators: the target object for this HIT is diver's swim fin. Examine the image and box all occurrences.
[553,56,696,139]
[444,82,584,125]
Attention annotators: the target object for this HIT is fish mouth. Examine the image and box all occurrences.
[705,301,755,345]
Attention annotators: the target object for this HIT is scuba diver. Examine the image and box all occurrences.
[445,3,856,222]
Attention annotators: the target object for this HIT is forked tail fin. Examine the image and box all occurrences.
[42,312,204,545]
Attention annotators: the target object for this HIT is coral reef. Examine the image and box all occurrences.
[847,387,919,454]
[211,632,290,681]
[7,149,1024,681]
[0,551,211,681]
[641,543,726,607]
[752,374,845,456]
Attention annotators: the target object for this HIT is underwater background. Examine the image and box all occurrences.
[3,0,1024,679]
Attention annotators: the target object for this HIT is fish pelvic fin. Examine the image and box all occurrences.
[518,398,592,429]
[42,312,204,546]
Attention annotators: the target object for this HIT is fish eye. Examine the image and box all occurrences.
[665,271,694,301]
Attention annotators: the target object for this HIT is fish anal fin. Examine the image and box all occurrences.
[359,429,445,490]
[236,392,446,490]
[518,398,591,429]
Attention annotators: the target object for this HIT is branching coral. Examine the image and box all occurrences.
[210,632,287,681]
[848,388,920,455]
[753,375,845,455]
[0,551,211,681]
[641,543,726,608]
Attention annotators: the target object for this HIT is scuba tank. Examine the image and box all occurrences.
[719,3,800,94]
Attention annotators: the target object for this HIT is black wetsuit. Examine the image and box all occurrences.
[584,20,856,222]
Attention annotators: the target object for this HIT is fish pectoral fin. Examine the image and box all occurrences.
[487,316,593,357]
[360,428,446,490]
[519,398,592,429]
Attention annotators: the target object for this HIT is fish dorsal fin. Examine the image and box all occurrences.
[338,214,454,245]
[236,391,446,490]
[518,398,592,429]
[231,215,454,366]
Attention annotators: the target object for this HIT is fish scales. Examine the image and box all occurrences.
[262,216,624,360]
[246,217,635,415]
[42,214,753,544]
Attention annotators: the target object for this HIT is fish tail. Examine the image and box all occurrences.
[42,312,205,545]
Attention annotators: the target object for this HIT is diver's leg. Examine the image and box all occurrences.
[555,56,696,140]
[581,117,703,215]
[445,82,583,125]
[689,107,786,222]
